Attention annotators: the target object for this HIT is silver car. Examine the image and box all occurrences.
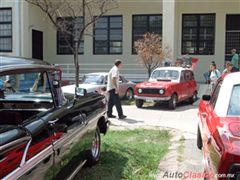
[62,72,136,100]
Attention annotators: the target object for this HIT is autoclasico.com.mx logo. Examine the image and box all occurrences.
[162,171,235,179]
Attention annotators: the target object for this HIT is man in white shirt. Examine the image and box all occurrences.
[107,59,127,119]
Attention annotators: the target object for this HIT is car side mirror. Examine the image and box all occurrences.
[75,87,87,97]
[202,95,211,101]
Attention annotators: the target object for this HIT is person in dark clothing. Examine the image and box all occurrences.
[107,59,127,120]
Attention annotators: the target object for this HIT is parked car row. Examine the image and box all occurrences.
[0,56,109,180]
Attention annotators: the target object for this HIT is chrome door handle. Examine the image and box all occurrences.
[49,118,59,124]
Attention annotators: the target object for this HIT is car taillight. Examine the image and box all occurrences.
[229,122,240,137]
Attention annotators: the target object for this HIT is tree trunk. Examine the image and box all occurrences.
[147,68,151,78]
[74,41,79,94]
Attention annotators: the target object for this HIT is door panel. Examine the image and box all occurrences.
[50,101,94,179]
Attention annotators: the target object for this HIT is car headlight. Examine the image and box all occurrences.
[159,89,165,95]
[138,88,143,93]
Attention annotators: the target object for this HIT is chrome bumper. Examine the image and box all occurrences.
[134,95,171,101]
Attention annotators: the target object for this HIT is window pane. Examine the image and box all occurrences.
[110,17,122,28]
[199,28,214,40]
[94,16,122,54]
[133,16,148,27]
[183,15,198,27]
[110,47,122,54]
[199,40,214,54]
[95,29,108,40]
[182,28,197,40]
[0,8,12,52]
[56,17,84,54]
[0,24,12,36]
[110,29,122,40]
[95,41,108,54]
[182,14,215,55]
[132,14,162,54]
[200,15,215,27]
[228,85,240,116]
[95,17,108,28]
[182,41,197,54]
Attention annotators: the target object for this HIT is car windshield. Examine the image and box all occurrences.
[82,74,104,84]
[151,70,179,80]
[0,72,52,102]
[227,84,240,116]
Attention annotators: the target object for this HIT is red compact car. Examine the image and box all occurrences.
[197,72,240,180]
[134,67,198,109]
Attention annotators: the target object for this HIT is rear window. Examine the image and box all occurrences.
[151,70,179,80]
[227,85,240,116]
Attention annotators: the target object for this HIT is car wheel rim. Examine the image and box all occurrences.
[173,96,176,107]
[126,90,133,100]
[91,132,100,158]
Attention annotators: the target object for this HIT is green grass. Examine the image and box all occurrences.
[76,129,171,180]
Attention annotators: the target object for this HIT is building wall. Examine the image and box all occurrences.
[175,0,240,81]
[46,0,163,81]
[0,0,21,56]
[1,0,240,82]
[0,1,49,59]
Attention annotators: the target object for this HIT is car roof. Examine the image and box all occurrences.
[0,55,55,74]
[153,66,191,72]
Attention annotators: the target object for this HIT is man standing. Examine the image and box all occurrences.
[231,49,239,70]
[107,59,127,119]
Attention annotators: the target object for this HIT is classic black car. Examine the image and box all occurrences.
[0,56,109,180]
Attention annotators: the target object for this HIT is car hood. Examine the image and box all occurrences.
[62,84,105,94]
[136,80,178,89]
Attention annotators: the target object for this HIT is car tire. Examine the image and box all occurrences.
[125,88,134,100]
[135,99,144,108]
[168,94,177,110]
[189,91,198,104]
[85,127,101,167]
[197,125,203,150]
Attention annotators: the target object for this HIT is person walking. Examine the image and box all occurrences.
[231,49,239,71]
[107,59,127,119]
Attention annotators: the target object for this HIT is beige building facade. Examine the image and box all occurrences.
[0,0,240,82]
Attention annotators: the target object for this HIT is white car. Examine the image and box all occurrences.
[62,72,136,100]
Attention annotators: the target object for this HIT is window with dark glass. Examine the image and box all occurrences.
[57,17,84,54]
[0,8,12,52]
[132,14,162,54]
[182,14,215,55]
[94,16,122,54]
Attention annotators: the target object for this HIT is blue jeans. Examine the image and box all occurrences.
[203,72,210,83]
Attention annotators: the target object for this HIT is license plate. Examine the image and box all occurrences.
[146,99,154,102]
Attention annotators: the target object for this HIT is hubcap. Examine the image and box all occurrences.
[126,90,133,99]
[91,133,100,158]
[173,96,176,107]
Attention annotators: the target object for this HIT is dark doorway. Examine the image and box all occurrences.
[32,29,43,60]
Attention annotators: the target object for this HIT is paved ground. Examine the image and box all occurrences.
[109,84,209,180]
